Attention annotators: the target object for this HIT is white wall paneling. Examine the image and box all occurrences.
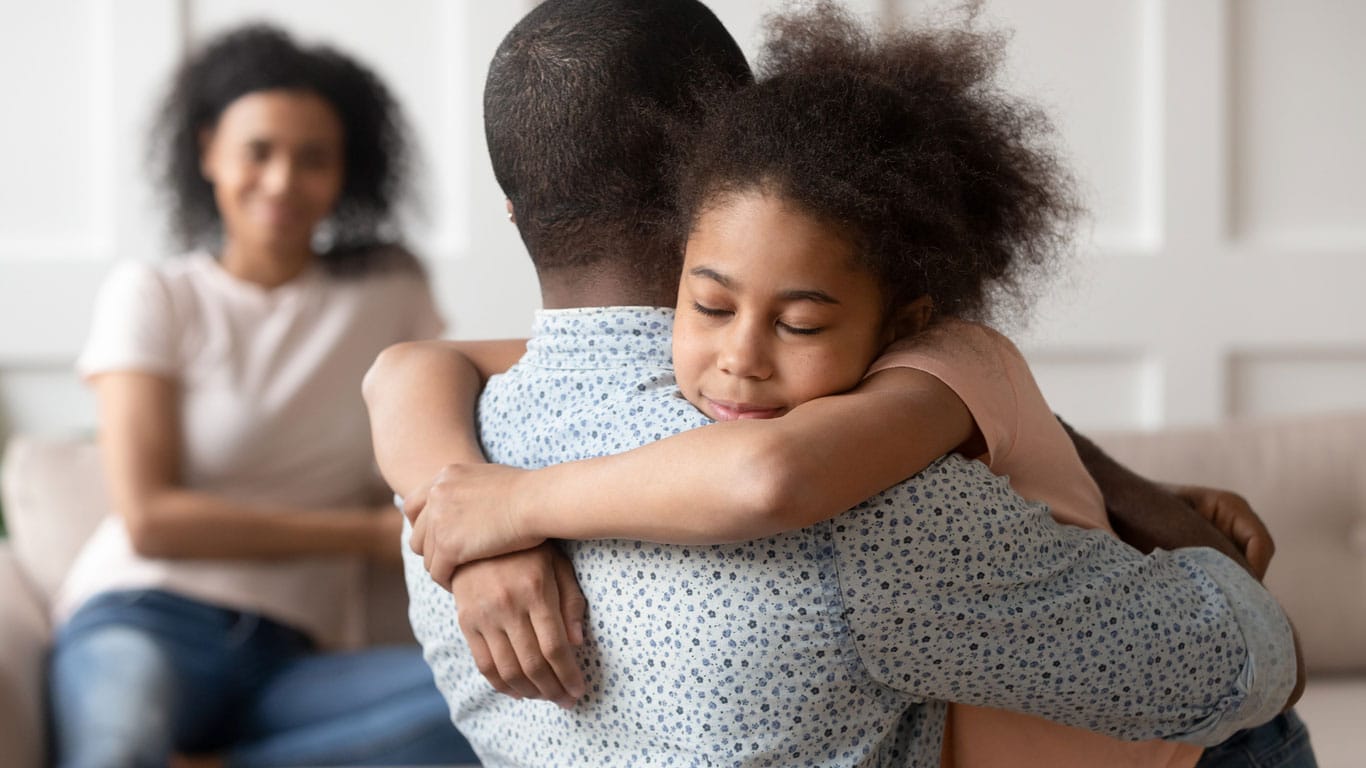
[1,0,1364,444]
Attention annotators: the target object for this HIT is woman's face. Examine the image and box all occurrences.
[672,190,891,422]
[199,89,345,261]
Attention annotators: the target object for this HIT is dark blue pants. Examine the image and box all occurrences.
[1198,710,1317,768]
[49,589,480,767]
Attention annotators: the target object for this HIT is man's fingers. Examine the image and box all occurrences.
[1243,536,1274,580]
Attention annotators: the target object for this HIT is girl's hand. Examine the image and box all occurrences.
[449,543,588,708]
[1168,484,1275,580]
[406,462,546,589]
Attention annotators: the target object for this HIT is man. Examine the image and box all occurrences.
[365,1,1302,765]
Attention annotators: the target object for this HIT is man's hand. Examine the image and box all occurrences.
[1169,485,1275,581]
[448,543,588,708]
[406,463,546,589]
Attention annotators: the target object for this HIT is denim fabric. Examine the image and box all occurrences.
[1197,710,1317,768]
[49,589,479,768]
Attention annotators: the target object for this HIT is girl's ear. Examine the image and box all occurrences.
[884,295,934,343]
[505,198,516,224]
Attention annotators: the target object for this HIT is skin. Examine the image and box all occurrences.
[673,191,897,422]
[200,90,346,288]
[96,89,399,567]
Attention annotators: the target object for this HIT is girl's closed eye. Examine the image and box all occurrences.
[691,301,732,319]
[777,319,823,336]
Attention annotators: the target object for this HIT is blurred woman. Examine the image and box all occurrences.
[48,24,478,767]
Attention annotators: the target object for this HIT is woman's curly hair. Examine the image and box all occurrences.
[150,24,417,274]
[675,2,1081,325]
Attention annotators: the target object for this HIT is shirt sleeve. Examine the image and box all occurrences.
[831,454,1297,747]
[76,261,179,379]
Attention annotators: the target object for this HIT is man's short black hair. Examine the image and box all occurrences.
[484,0,751,289]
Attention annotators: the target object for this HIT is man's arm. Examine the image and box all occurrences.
[837,455,1302,744]
[1061,418,1253,570]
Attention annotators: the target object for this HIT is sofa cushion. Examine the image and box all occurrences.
[1294,678,1365,768]
[0,545,49,768]
[1,436,107,602]
[1093,411,1366,675]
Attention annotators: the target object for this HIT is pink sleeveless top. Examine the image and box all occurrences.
[870,319,1201,768]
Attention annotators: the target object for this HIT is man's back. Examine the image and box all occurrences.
[404,307,1295,767]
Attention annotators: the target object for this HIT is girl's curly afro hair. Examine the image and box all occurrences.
[676,2,1082,325]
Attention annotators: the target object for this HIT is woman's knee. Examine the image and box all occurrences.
[50,624,177,768]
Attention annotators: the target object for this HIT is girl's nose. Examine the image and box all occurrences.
[716,320,772,380]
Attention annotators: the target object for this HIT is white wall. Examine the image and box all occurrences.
[1,0,1363,441]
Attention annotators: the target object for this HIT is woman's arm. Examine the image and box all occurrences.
[94,372,396,561]
[410,365,974,567]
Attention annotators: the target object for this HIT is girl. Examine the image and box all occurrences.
[373,4,1297,767]
[50,25,478,767]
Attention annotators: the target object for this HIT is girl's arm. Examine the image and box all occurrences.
[94,371,398,562]
[362,337,590,709]
[362,338,526,497]
[414,365,974,566]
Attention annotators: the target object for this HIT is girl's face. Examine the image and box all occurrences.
[673,190,891,421]
[199,89,345,261]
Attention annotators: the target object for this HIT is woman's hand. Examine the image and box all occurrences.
[406,463,546,590]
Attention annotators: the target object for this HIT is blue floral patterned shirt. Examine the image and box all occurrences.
[404,307,1296,768]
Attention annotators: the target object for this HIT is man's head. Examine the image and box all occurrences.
[484,0,751,305]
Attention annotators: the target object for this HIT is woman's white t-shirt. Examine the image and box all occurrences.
[57,251,444,648]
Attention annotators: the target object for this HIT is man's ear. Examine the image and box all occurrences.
[884,295,934,343]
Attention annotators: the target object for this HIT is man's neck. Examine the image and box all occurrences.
[537,266,677,310]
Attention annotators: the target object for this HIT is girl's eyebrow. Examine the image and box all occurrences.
[689,267,840,305]
[779,288,839,305]
[689,266,733,287]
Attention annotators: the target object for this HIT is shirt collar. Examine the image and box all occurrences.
[523,307,675,370]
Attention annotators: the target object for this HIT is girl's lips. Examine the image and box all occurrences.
[705,397,785,421]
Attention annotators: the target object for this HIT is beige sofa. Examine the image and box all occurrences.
[2,412,1364,767]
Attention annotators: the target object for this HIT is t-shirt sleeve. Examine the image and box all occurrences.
[867,320,1021,466]
[76,261,179,379]
[404,272,446,341]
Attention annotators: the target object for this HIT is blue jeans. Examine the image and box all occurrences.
[49,590,480,767]
[1197,710,1317,768]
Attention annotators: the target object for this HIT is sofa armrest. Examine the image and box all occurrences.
[0,542,50,768]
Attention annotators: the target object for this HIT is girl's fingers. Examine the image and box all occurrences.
[466,629,519,700]
[528,575,586,705]
[503,615,573,704]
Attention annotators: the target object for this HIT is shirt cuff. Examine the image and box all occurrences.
[1171,548,1298,746]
